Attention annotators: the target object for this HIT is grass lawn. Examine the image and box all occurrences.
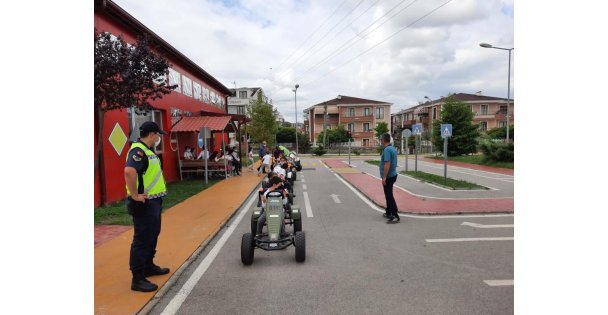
[401,170,487,190]
[365,160,380,166]
[94,178,220,225]
[428,154,513,169]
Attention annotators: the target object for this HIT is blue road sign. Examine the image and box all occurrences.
[412,124,423,135]
[441,124,453,138]
[198,137,203,148]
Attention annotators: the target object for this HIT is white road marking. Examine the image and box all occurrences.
[303,191,314,217]
[321,161,329,169]
[365,172,512,200]
[333,173,514,219]
[160,193,257,315]
[301,178,306,183]
[484,280,514,286]
[330,194,342,204]
[461,222,514,228]
[302,184,307,190]
[425,237,514,243]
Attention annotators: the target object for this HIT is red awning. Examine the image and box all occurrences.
[171,116,234,132]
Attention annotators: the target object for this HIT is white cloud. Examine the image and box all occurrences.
[112,0,513,121]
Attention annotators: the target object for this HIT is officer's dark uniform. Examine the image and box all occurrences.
[125,122,170,292]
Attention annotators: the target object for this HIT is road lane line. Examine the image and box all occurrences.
[461,222,514,228]
[484,280,514,286]
[302,184,307,190]
[333,173,513,219]
[303,191,314,217]
[425,237,514,243]
[160,193,257,315]
[301,178,306,183]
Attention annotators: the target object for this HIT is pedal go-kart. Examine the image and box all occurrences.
[258,174,295,206]
[241,191,305,265]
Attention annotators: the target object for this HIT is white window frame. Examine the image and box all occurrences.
[203,87,210,103]
[193,82,202,100]
[480,104,489,115]
[348,107,355,117]
[239,91,247,99]
[168,68,181,93]
[364,107,371,116]
[363,123,370,132]
[376,107,384,119]
[182,75,193,97]
[347,123,354,132]
[479,121,488,131]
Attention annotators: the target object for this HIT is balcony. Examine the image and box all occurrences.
[352,131,375,138]
[473,111,495,119]
[341,114,374,123]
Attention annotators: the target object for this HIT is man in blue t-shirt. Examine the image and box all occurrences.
[379,133,400,223]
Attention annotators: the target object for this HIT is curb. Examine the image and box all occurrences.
[137,179,262,315]
[327,162,513,216]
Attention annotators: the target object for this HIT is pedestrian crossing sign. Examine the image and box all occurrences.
[441,124,453,138]
[412,124,423,135]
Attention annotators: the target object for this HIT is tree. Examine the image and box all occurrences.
[486,125,514,140]
[374,122,389,138]
[247,91,278,147]
[431,95,481,155]
[276,126,296,143]
[94,30,176,203]
[317,124,348,146]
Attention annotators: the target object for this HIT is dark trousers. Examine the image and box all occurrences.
[130,197,163,273]
[383,175,398,217]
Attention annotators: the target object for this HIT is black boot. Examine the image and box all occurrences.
[131,269,158,292]
[145,263,170,277]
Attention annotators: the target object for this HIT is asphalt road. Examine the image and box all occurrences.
[148,158,513,315]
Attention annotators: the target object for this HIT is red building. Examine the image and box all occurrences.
[94,0,241,206]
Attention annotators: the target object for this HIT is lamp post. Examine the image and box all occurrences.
[424,96,435,155]
[292,84,300,153]
[480,43,514,142]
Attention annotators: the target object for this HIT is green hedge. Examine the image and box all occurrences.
[478,141,514,163]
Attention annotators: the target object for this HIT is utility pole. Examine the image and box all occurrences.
[323,104,328,147]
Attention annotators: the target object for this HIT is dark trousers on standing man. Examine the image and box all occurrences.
[383,175,398,217]
[130,197,163,273]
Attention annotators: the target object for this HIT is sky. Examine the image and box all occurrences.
[113,0,514,123]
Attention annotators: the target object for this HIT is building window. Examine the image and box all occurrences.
[376,107,384,119]
[128,109,164,152]
[347,123,354,132]
[432,107,437,120]
[480,104,488,115]
[479,121,488,132]
[348,107,355,117]
[239,91,247,99]
[499,105,508,114]
[182,76,193,97]
[363,139,369,146]
[193,82,202,100]
[168,68,181,93]
[363,123,370,131]
[364,107,371,116]
[498,121,507,128]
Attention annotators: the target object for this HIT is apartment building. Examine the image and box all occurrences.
[391,92,514,142]
[303,95,392,146]
[227,87,267,117]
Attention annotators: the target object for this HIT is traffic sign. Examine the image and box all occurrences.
[441,124,453,138]
[412,124,423,135]
[402,129,412,138]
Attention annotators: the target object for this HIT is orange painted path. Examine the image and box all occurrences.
[94,168,261,315]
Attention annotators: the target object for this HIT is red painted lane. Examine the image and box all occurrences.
[94,225,132,247]
[321,159,514,214]
[422,157,514,175]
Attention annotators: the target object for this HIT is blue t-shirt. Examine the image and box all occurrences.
[379,144,398,178]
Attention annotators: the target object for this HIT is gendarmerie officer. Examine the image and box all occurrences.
[124,121,170,292]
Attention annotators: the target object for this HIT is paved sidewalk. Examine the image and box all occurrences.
[324,159,513,214]
[94,168,261,315]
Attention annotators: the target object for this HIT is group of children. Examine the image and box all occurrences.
[183,145,243,176]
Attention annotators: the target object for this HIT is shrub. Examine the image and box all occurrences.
[353,149,361,156]
[478,141,514,162]
[313,146,327,156]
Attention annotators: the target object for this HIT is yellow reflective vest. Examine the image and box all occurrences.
[125,142,167,198]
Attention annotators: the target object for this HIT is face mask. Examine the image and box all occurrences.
[155,137,161,147]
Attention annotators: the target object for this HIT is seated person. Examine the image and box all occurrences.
[208,150,219,161]
[257,176,289,236]
[196,146,209,160]
[257,172,276,207]
[183,146,194,160]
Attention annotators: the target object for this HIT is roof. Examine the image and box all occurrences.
[95,0,231,95]
[305,95,391,111]
[171,116,233,132]
[390,92,513,116]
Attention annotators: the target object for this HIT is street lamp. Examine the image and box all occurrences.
[292,84,300,153]
[480,42,514,142]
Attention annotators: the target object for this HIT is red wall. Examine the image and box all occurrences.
[94,10,229,206]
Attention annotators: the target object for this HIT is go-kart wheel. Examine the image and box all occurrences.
[294,219,302,233]
[294,231,305,262]
[241,233,255,265]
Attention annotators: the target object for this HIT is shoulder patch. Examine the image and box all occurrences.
[132,154,142,162]
[137,151,144,156]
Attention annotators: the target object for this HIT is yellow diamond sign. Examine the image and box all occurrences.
[108,123,128,156]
